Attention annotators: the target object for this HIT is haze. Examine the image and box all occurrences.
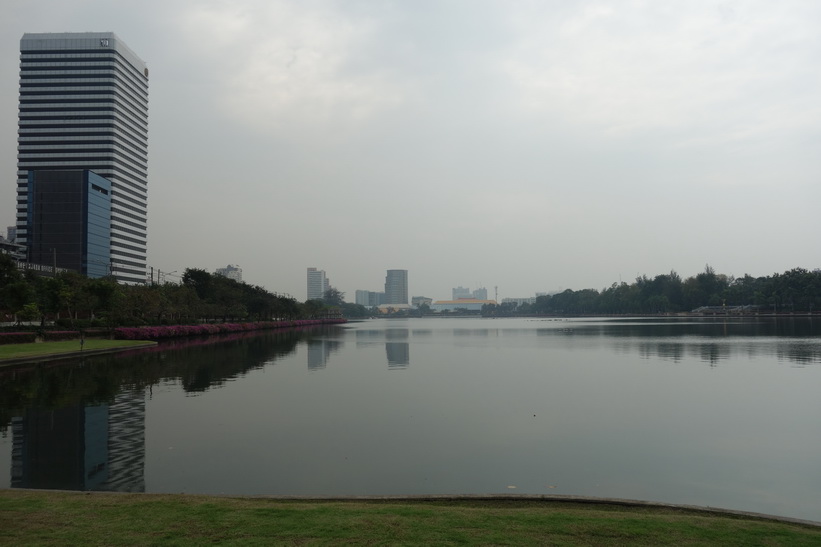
[2,1,819,301]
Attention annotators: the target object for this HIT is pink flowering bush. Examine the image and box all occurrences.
[113,319,346,341]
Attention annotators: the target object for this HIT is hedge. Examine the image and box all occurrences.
[42,331,81,342]
[0,332,37,345]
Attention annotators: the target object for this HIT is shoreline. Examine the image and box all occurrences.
[4,489,817,528]
[2,489,819,545]
[0,340,157,368]
[0,318,347,368]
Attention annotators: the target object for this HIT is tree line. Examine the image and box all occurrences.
[483,266,821,316]
[0,255,350,327]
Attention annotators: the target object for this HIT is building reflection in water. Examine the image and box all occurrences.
[385,342,410,369]
[385,328,410,369]
[11,389,146,492]
[306,339,343,370]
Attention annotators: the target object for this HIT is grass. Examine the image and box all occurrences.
[0,491,819,546]
[0,339,155,361]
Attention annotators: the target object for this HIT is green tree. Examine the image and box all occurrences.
[323,287,345,307]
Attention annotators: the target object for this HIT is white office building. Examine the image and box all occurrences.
[16,32,149,283]
[307,267,329,301]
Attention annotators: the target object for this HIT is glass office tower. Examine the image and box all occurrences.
[27,170,111,278]
[17,32,148,283]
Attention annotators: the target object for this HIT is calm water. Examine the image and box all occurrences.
[1,317,820,521]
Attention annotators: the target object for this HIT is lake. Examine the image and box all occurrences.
[1,317,820,521]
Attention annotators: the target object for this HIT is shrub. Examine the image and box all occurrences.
[0,332,37,345]
[42,331,81,342]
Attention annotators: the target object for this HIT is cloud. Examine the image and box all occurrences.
[175,1,407,130]
[500,1,821,143]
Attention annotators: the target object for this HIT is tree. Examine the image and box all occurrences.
[323,287,345,307]
[340,303,369,318]
[302,299,325,318]
[1,280,34,321]
[0,253,21,287]
[182,268,213,300]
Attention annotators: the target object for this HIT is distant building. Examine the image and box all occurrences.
[356,290,385,307]
[384,269,408,305]
[376,303,412,314]
[0,235,27,261]
[6,226,17,243]
[215,264,242,283]
[452,286,471,299]
[431,299,497,312]
[411,296,433,307]
[355,290,370,306]
[453,286,488,300]
[307,267,330,301]
[502,297,538,306]
[26,170,112,278]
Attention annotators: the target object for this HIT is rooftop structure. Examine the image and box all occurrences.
[215,264,242,283]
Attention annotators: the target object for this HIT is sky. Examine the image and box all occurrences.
[1,1,820,302]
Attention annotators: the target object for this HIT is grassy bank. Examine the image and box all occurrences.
[0,339,155,361]
[0,491,818,546]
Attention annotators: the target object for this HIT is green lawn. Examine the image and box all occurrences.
[0,491,818,546]
[0,339,154,361]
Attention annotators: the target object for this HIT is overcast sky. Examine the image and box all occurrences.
[2,1,820,302]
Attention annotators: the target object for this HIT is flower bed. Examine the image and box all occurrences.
[113,319,346,341]
[0,332,37,345]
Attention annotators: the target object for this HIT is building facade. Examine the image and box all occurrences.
[17,32,149,283]
[215,264,242,283]
[452,286,471,299]
[384,269,408,305]
[307,267,329,301]
[356,290,385,307]
[431,299,497,312]
[355,290,371,306]
[26,170,111,278]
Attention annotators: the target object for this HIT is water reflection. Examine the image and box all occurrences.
[0,326,341,492]
[306,339,343,370]
[11,390,145,492]
[1,318,819,521]
[386,343,410,368]
[353,328,411,368]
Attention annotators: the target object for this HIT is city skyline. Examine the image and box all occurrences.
[1,2,820,300]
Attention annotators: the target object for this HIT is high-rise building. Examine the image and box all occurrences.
[16,32,149,283]
[307,267,329,301]
[453,286,471,299]
[384,269,408,305]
